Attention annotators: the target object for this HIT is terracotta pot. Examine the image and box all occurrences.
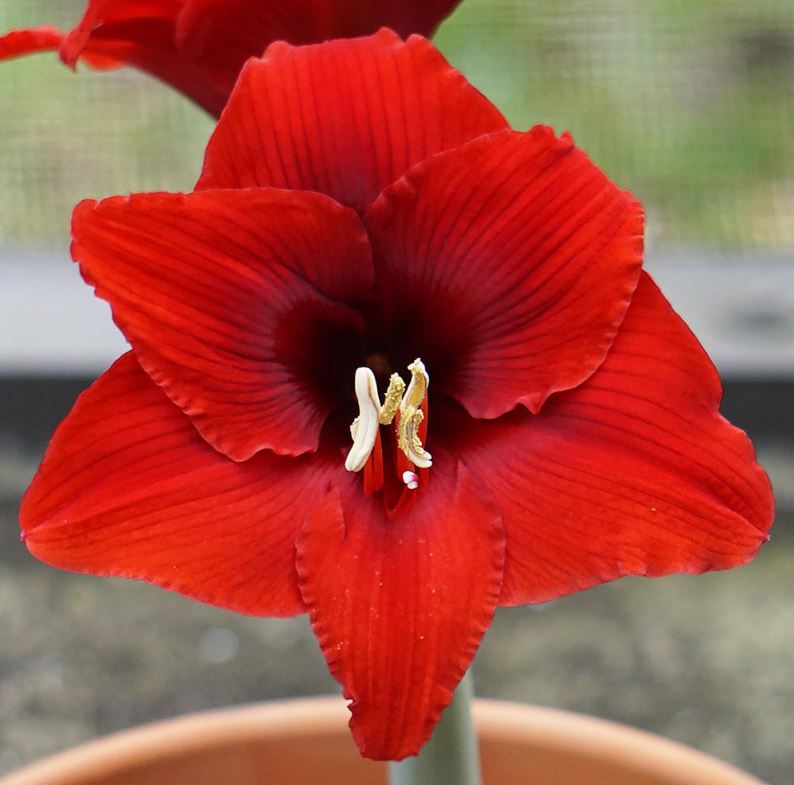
[1,698,763,785]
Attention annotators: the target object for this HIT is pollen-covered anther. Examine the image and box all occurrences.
[398,358,432,469]
[345,358,432,476]
[345,367,382,472]
[379,373,405,425]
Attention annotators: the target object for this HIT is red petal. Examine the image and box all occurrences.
[66,1,230,115]
[71,188,373,461]
[0,27,65,59]
[21,353,341,616]
[0,26,120,69]
[0,1,171,69]
[197,29,507,209]
[88,24,231,114]
[58,0,184,66]
[0,3,231,115]
[297,459,505,760]
[365,126,644,420]
[176,0,462,88]
[446,273,774,605]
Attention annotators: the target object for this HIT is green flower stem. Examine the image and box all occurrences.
[388,671,482,785]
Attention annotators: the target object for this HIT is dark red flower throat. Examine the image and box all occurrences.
[279,287,443,517]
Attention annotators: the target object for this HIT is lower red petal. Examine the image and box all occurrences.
[297,457,505,760]
[448,273,774,605]
[21,353,340,617]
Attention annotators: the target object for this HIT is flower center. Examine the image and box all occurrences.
[345,358,432,504]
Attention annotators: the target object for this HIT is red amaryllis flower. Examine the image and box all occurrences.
[0,0,460,116]
[21,30,774,761]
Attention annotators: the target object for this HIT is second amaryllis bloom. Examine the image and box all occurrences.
[21,30,773,761]
[0,0,461,116]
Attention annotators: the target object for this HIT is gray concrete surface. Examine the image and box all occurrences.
[2,250,794,377]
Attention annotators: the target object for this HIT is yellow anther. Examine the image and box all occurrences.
[398,358,432,470]
[398,406,428,459]
[379,373,405,425]
[404,359,428,408]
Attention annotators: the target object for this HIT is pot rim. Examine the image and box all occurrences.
[0,697,764,785]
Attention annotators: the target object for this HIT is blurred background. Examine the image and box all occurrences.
[0,0,792,782]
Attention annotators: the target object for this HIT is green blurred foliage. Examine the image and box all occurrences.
[1,0,792,251]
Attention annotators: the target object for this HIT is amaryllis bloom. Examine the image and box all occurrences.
[0,0,460,116]
[22,30,773,761]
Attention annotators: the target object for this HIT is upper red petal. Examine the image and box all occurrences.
[3,3,463,116]
[176,0,461,88]
[87,25,231,114]
[197,29,508,209]
[0,26,122,69]
[0,2,232,115]
[0,2,179,69]
[444,272,774,605]
[365,126,644,419]
[21,353,341,617]
[71,188,373,461]
[58,0,184,66]
[297,457,505,760]
[65,0,231,115]
[0,27,65,60]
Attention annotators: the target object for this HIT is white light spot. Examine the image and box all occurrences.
[199,628,240,665]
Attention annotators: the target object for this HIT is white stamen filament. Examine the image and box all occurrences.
[344,367,381,472]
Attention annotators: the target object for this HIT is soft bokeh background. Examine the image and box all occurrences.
[1,1,793,783]
[2,0,793,250]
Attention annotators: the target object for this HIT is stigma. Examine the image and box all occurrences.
[345,358,433,477]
